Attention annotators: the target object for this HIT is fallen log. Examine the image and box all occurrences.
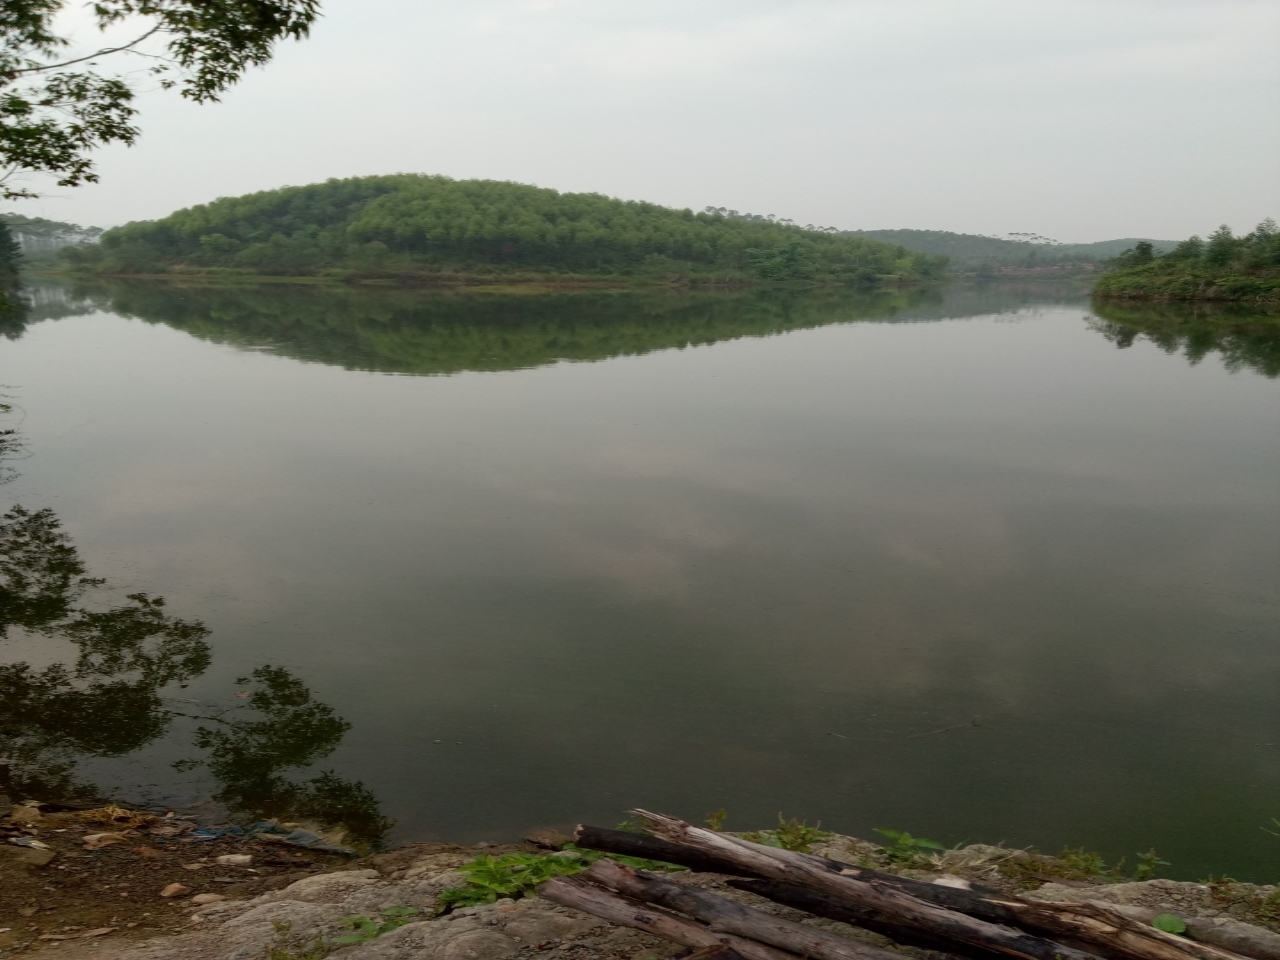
[538,876,792,960]
[575,824,757,878]
[575,823,1021,924]
[999,900,1255,960]
[634,810,1160,960]
[584,859,915,960]
[683,947,752,960]
[729,878,1012,960]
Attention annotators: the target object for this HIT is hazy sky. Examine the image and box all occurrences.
[10,0,1280,241]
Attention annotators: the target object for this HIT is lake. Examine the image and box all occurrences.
[2,279,1277,880]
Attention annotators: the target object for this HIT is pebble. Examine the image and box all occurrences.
[160,883,191,898]
[191,894,225,905]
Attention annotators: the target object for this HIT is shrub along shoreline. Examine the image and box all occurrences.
[1094,221,1280,302]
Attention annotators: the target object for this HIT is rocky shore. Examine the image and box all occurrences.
[6,808,1280,960]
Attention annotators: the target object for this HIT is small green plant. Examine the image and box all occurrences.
[743,815,831,853]
[1135,849,1170,881]
[874,828,946,866]
[1152,914,1187,935]
[437,847,685,913]
[331,907,420,946]
[999,847,1122,888]
[1058,847,1122,879]
[705,808,728,831]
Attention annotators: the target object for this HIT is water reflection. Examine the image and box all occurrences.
[0,505,211,800]
[178,665,392,843]
[0,502,390,845]
[1090,299,1280,378]
[25,278,1087,378]
[59,281,946,375]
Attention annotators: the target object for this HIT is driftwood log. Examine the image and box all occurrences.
[583,858,910,960]
[632,810,1250,960]
[576,823,1021,924]
[729,878,1016,960]
[548,812,1258,960]
[539,876,792,960]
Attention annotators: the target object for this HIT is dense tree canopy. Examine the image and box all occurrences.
[1095,220,1280,301]
[68,175,949,284]
[0,0,319,198]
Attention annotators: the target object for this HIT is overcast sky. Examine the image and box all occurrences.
[10,0,1280,241]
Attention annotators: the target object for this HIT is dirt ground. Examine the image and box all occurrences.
[0,801,365,956]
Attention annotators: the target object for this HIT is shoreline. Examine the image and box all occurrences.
[6,806,1280,960]
[32,268,941,293]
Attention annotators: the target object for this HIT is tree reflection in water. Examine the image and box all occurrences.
[0,504,391,845]
[177,665,393,843]
[1089,299,1280,378]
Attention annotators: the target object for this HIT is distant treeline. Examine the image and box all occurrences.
[1,214,102,263]
[57,176,947,286]
[1094,221,1280,302]
[0,220,21,314]
[846,229,1176,271]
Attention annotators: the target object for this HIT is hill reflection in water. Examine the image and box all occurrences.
[41,279,1097,376]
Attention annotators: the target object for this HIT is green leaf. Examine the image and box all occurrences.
[1152,914,1187,934]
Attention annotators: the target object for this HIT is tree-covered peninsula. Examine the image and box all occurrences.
[1094,221,1280,302]
[59,175,947,285]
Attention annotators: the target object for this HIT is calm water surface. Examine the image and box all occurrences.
[2,281,1277,879]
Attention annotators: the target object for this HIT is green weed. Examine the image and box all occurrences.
[705,808,728,831]
[1207,881,1280,929]
[1135,849,1170,881]
[743,815,831,853]
[998,848,1122,888]
[874,828,946,866]
[437,846,685,913]
[331,907,420,946]
[1152,914,1187,934]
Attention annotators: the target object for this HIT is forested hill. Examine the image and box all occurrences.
[846,229,1177,269]
[64,176,947,285]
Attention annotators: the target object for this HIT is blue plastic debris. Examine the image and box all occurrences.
[248,821,354,855]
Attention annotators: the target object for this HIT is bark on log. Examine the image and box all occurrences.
[538,877,793,960]
[632,811,1251,960]
[730,878,1013,960]
[1000,900,1254,960]
[575,823,1020,924]
[575,825,758,878]
[584,859,915,960]
[683,947,752,960]
[630,811,1105,960]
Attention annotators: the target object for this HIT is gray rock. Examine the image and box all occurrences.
[1186,917,1280,960]
[524,828,572,850]
[332,917,483,959]
[502,910,599,943]
[261,868,384,904]
[435,930,520,960]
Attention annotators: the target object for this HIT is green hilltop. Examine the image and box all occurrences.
[61,175,947,286]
